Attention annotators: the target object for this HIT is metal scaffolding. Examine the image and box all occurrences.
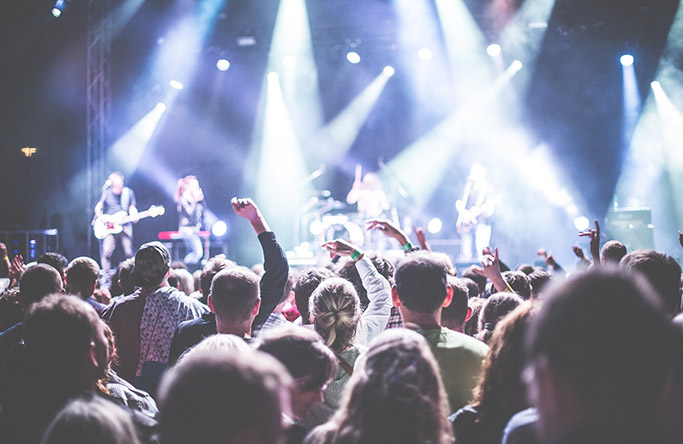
[86,0,111,256]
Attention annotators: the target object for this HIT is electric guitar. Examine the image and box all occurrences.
[93,205,165,239]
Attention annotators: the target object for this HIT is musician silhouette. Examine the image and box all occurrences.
[94,172,138,276]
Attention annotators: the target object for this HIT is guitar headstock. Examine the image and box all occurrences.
[147,205,166,217]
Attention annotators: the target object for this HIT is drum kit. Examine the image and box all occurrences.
[297,190,366,248]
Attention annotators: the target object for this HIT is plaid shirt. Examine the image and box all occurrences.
[386,306,403,329]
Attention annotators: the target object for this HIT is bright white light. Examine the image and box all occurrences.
[282,55,298,68]
[427,217,443,234]
[486,44,501,57]
[309,219,324,235]
[169,80,184,90]
[155,102,167,112]
[216,59,231,71]
[267,72,279,82]
[510,60,523,72]
[211,221,228,237]
[417,48,433,60]
[620,54,634,67]
[383,66,395,76]
[574,216,590,231]
[51,7,62,17]
[346,51,361,64]
[651,80,661,90]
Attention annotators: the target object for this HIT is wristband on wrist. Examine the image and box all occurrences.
[350,250,363,261]
[401,241,414,251]
[1,257,8,261]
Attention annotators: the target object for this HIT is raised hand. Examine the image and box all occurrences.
[571,245,587,260]
[365,219,410,246]
[537,248,557,268]
[414,226,430,251]
[322,239,362,259]
[579,219,601,265]
[8,254,24,284]
[231,197,269,234]
[472,247,507,292]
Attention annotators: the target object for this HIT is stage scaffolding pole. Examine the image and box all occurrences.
[86,0,111,258]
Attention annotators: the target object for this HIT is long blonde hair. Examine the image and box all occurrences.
[309,278,361,354]
[308,329,453,444]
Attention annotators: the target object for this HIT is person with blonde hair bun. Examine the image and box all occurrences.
[298,238,392,430]
[304,329,453,444]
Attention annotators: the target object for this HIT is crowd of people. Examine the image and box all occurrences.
[1,197,682,444]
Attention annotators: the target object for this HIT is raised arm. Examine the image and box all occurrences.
[365,218,417,252]
[472,247,508,293]
[322,239,392,344]
[579,219,601,267]
[232,198,288,332]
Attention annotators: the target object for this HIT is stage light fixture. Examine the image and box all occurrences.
[651,80,661,90]
[510,60,523,72]
[346,51,361,64]
[211,221,228,237]
[417,48,433,60]
[620,54,634,67]
[155,102,167,112]
[574,216,590,231]
[216,58,231,71]
[383,66,395,76]
[52,0,65,17]
[427,218,443,234]
[282,55,298,68]
[486,43,501,57]
[169,80,184,90]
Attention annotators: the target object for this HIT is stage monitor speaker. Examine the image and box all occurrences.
[0,229,60,262]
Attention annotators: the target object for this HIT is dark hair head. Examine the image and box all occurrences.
[464,297,485,337]
[462,267,486,295]
[24,294,106,386]
[20,264,63,308]
[294,267,337,325]
[66,257,100,297]
[528,270,552,298]
[200,255,236,297]
[256,327,336,391]
[37,252,68,276]
[113,258,135,296]
[42,395,140,444]
[477,292,524,344]
[601,240,627,265]
[441,277,470,329]
[209,267,260,323]
[394,252,449,313]
[527,270,674,421]
[337,253,394,307]
[309,278,360,353]
[461,278,481,298]
[620,250,682,317]
[158,349,291,444]
[171,261,188,270]
[516,264,535,275]
[502,271,532,300]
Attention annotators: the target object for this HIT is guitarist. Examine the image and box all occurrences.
[94,172,138,276]
[456,164,495,261]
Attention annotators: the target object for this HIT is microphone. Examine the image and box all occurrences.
[103,179,111,190]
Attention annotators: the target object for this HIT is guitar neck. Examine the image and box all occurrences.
[119,210,154,225]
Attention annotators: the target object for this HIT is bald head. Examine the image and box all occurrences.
[20,264,63,308]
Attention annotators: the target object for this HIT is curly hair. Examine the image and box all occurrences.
[307,329,453,444]
[309,278,361,353]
